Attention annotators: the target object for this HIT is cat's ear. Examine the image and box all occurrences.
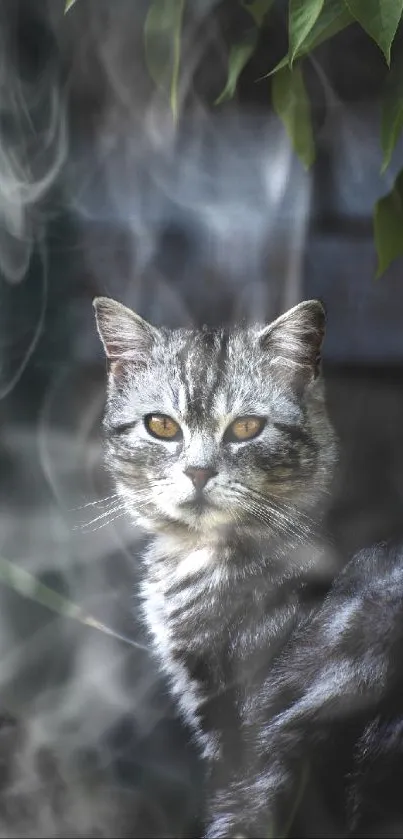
[258,300,325,382]
[93,297,159,363]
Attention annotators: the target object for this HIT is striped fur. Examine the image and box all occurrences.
[94,297,339,836]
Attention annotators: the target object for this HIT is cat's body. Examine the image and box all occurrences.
[93,296,341,835]
[94,295,403,837]
[207,539,403,838]
[140,529,332,763]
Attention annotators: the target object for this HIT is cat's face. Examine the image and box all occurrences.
[94,298,336,538]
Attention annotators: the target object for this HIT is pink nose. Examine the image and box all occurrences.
[184,467,218,491]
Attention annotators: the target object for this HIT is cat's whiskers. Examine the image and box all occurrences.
[245,500,296,538]
[70,493,120,512]
[78,504,126,531]
[79,490,157,532]
[246,484,315,522]
[81,509,129,533]
[246,485,319,533]
[267,489,324,524]
[267,501,319,542]
[230,485,313,542]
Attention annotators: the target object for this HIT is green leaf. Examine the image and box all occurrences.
[144,0,185,122]
[272,64,315,169]
[381,50,403,172]
[268,0,352,76]
[215,0,273,105]
[0,555,139,649]
[302,0,353,51]
[289,0,324,65]
[216,32,257,104]
[65,0,78,11]
[345,0,403,65]
[241,0,274,27]
[374,169,403,276]
[216,0,274,105]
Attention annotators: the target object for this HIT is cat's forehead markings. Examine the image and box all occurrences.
[177,379,189,415]
[212,378,260,420]
[173,329,228,417]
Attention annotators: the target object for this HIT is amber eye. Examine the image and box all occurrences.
[224,416,265,443]
[145,414,182,441]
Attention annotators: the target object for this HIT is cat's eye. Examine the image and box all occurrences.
[224,416,265,443]
[145,413,182,441]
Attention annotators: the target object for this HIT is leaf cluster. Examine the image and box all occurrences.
[65,0,403,277]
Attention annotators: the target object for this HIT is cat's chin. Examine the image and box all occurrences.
[163,499,233,533]
[124,499,232,535]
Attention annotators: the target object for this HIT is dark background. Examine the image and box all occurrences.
[1,0,403,835]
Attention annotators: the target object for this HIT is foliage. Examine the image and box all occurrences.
[374,168,403,276]
[65,0,403,278]
[272,64,315,168]
[381,48,403,171]
[144,0,185,121]
[215,0,274,103]
[344,0,403,65]
[0,554,135,647]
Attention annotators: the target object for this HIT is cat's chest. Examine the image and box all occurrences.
[141,546,226,652]
[140,545,231,756]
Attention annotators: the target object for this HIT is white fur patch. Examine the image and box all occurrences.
[140,548,222,761]
[176,547,213,580]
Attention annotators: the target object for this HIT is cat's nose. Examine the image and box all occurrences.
[184,466,218,491]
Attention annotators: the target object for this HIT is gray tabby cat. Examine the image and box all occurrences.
[93,296,338,837]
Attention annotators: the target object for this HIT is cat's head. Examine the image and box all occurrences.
[94,297,336,540]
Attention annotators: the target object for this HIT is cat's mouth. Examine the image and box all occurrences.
[175,494,230,530]
[179,495,217,512]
